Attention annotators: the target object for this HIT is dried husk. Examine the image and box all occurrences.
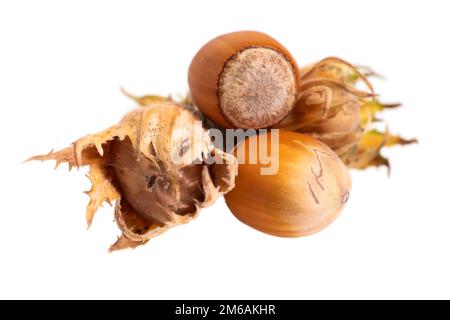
[29,101,237,251]
[275,57,416,171]
[342,129,417,174]
[275,57,373,156]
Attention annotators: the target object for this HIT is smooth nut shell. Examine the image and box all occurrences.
[188,31,301,128]
[224,130,351,237]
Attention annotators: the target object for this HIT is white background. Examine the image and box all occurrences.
[1,0,449,299]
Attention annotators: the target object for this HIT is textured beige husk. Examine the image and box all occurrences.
[275,57,374,157]
[29,101,237,251]
[276,57,416,171]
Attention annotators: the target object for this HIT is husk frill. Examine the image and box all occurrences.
[275,57,416,171]
[29,100,237,251]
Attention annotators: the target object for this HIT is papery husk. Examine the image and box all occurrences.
[275,57,374,157]
[276,57,416,171]
[342,129,417,174]
[29,100,237,251]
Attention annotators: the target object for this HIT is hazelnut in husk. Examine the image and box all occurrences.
[29,101,237,251]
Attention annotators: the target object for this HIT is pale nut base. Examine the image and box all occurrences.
[218,47,297,128]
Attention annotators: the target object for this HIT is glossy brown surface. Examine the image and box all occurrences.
[225,131,351,237]
[188,31,300,128]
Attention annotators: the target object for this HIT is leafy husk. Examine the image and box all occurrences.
[29,100,237,251]
[276,57,416,171]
